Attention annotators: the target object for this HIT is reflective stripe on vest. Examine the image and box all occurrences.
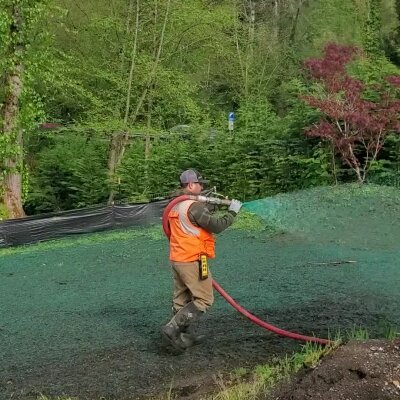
[168,200,215,262]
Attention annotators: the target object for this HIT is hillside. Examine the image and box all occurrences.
[0,184,399,399]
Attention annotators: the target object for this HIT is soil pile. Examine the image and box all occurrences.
[270,339,400,400]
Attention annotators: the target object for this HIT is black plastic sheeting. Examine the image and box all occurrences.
[0,200,169,248]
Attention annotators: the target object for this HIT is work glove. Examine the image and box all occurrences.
[228,199,243,214]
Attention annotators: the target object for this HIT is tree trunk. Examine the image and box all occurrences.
[244,0,255,99]
[107,0,170,204]
[347,144,364,183]
[273,0,279,41]
[2,5,26,218]
[107,0,140,205]
[107,131,128,204]
[289,0,303,45]
[144,93,153,187]
[331,144,338,185]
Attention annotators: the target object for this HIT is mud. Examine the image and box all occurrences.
[270,339,400,400]
[1,315,299,399]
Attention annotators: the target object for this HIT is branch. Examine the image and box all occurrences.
[364,128,384,180]
[120,0,136,71]
[167,22,216,54]
[124,0,140,125]
[335,120,344,134]
[129,0,171,124]
[233,1,246,83]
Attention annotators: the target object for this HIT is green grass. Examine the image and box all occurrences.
[384,325,400,340]
[205,341,339,400]
[347,325,370,340]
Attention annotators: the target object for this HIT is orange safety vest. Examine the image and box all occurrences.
[168,200,215,262]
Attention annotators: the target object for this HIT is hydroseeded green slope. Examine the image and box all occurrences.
[0,184,399,398]
[244,184,400,248]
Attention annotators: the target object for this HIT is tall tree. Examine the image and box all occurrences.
[0,0,49,218]
[107,0,171,204]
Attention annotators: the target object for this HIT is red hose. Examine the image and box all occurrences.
[162,195,331,345]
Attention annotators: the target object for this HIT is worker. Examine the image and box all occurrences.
[161,169,242,352]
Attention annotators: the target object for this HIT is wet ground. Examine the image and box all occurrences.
[2,184,400,400]
[1,227,399,399]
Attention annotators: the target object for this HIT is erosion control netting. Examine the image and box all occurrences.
[1,184,399,400]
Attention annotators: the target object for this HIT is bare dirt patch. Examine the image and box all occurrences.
[269,339,400,400]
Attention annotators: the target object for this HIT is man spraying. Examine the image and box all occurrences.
[161,169,242,352]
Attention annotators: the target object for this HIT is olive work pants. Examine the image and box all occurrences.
[171,261,214,313]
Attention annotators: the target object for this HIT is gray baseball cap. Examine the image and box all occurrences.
[180,169,209,184]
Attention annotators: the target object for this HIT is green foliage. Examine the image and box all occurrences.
[366,134,400,187]
[349,55,400,86]
[382,0,400,65]
[196,96,332,201]
[25,132,109,213]
[0,202,9,220]
[363,0,384,56]
[295,0,364,56]
[117,134,195,200]
[0,0,398,215]
[0,0,54,217]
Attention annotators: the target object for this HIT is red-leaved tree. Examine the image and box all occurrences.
[302,43,400,183]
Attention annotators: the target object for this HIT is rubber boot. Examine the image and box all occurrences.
[179,325,206,348]
[170,307,205,348]
[161,302,203,352]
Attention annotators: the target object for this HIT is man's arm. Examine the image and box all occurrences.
[188,202,236,234]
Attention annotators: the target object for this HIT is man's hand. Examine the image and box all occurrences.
[228,199,243,214]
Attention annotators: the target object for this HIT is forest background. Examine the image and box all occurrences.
[1,0,400,219]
